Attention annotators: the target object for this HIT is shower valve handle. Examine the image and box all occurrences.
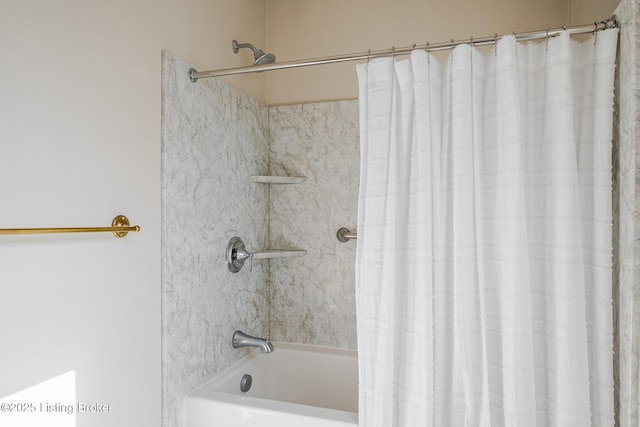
[225,237,255,273]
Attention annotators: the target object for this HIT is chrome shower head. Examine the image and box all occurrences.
[254,52,276,65]
[232,40,276,66]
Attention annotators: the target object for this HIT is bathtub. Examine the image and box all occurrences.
[185,342,358,427]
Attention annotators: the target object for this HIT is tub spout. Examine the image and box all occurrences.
[232,330,274,353]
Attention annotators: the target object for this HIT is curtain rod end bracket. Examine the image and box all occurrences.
[189,68,199,83]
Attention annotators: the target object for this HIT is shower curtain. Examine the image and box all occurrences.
[355,29,618,426]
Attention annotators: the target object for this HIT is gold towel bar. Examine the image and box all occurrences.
[0,215,140,238]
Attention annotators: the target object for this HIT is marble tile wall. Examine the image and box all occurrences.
[162,51,361,426]
[268,101,360,349]
[613,0,640,425]
[161,52,270,427]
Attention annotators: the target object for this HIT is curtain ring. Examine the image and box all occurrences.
[367,49,371,64]
[494,33,498,57]
[470,36,474,47]
[545,28,550,51]
[513,31,517,55]
[425,41,430,52]
[594,21,599,45]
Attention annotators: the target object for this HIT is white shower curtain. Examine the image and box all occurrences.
[355,29,618,427]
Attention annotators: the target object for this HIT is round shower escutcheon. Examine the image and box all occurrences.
[226,236,248,273]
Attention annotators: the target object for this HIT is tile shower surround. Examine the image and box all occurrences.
[162,52,358,427]
[162,52,270,427]
[612,0,640,425]
[268,102,359,348]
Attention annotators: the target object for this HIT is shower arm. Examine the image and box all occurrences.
[232,40,258,55]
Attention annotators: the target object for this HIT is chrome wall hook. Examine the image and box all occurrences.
[336,227,357,242]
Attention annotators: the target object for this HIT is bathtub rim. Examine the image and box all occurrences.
[184,341,359,424]
[187,388,359,424]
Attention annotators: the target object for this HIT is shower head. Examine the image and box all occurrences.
[232,40,276,66]
[254,52,276,65]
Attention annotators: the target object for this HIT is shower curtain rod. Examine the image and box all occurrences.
[189,16,618,82]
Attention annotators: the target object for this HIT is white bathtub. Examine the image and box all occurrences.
[185,342,358,427]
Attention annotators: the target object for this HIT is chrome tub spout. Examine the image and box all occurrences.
[232,330,274,353]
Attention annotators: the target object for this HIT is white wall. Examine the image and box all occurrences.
[0,1,265,426]
[260,0,622,105]
[162,0,268,103]
[264,0,568,105]
[0,1,161,426]
[569,0,620,25]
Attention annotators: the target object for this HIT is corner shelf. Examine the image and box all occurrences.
[249,176,307,184]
